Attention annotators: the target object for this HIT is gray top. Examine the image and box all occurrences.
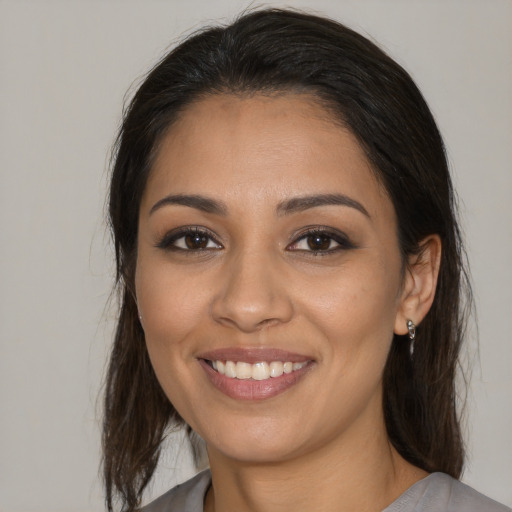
[143,469,511,512]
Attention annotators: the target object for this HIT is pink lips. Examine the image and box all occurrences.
[197,348,314,401]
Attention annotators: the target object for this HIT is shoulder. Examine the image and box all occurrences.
[141,470,212,512]
[385,472,511,512]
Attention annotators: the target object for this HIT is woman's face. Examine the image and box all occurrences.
[136,93,409,463]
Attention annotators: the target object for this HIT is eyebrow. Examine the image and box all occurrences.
[277,194,370,218]
[149,192,369,218]
[150,194,228,216]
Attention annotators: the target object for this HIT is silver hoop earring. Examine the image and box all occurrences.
[407,320,416,356]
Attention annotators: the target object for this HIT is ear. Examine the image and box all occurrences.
[394,235,442,335]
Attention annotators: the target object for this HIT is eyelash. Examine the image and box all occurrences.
[287,227,355,255]
[155,226,355,255]
[156,227,222,251]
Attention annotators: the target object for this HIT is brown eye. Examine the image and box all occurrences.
[287,228,354,254]
[185,232,209,249]
[306,234,332,251]
[156,227,222,251]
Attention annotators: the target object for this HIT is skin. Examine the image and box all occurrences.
[135,93,441,512]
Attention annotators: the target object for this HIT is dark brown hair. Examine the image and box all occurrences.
[103,8,471,511]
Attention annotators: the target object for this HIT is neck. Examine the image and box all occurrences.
[204,415,427,512]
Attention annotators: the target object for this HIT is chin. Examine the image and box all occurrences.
[208,438,304,465]
[199,416,310,464]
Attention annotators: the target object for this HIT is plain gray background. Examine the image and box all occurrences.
[0,1,511,511]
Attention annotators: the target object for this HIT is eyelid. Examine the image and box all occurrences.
[287,226,355,253]
[155,226,223,251]
[155,224,353,254]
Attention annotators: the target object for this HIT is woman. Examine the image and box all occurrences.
[102,8,510,512]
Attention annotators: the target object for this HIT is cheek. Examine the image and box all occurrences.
[302,266,399,408]
[135,259,211,359]
[301,262,400,329]
[135,261,213,418]
[295,257,402,370]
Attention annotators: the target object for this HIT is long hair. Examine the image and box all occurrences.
[103,8,471,511]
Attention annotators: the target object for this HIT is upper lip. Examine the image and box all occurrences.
[197,347,313,364]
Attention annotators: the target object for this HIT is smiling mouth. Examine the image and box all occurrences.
[198,348,314,400]
[205,360,309,381]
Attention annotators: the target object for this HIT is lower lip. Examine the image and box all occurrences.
[199,360,313,401]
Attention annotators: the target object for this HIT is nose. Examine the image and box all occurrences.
[211,249,294,333]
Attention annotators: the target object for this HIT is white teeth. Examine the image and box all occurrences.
[210,359,308,380]
[252,362,270,381]
[236,361,252,379]
[269,361,284,378]
[224,360,237,378]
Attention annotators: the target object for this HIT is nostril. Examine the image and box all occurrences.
[256,317,281,329]
[210,261,294,331]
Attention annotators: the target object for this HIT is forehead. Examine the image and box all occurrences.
[143,93,390,219]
